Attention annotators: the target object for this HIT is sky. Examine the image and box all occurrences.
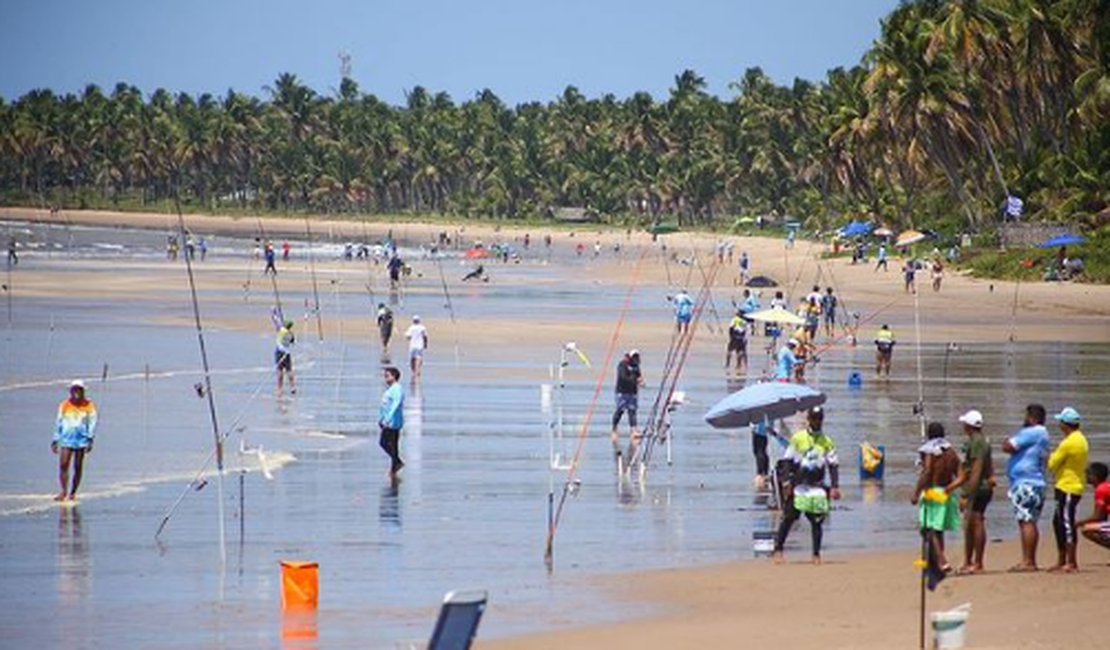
[1,0,898,105]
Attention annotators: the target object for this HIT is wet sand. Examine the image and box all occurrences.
[2,207,1109,649]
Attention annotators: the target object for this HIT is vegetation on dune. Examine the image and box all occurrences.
[1,0,1108,241]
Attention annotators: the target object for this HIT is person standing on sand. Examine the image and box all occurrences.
[874,324,895,376]
[775,338,799,382]
[903,259,917,294]
[672,289,694,335]
[405,315,428,378]
[931,258,944,292]
[52,380,98,502]
[282,240,290,261]
[947,410,994,574]
[388,254,404,289]
[7,236,17,267]
[772,407,840,564]
[273,312,296,394]
[911,422,962,576]
[610,350,645,460]
[1047,407,1088,572]
[376,303,394,351]
[1078,462,1110,552]
[263,240,278,276]
[726,312,748,374]
[739,251,750,284]
[1002,403,1051,572]
[821,287,838,337]
[378,366,405,479]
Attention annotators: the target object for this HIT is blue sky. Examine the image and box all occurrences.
[1,0,897,105]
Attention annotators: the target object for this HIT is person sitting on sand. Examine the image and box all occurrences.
[52,380,98,502]
[1003,404,1051,572]
[1078,462,1110,552]
[912,422,962,576]
[772,406,840,564]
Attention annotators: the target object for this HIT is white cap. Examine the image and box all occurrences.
[69,379,86,390]
[958,410,983,428]
[412,315,421,322]
[787,338,799,347]
[629,348,640,357]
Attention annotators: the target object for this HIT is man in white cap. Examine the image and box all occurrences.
[610,349,645,461]
[1047,406,1088,572]
[52,380,98,501]
[405,315,429,378]
[948,409,994,574]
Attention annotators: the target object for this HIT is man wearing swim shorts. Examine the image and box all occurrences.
[1047,407,1088,572]
[948,410,994,574]
[1003,404,1050,571]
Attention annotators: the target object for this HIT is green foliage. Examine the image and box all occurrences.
[0,1,1107,263]
[962,225,1110,284]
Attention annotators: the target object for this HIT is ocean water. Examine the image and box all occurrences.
[2,219,1109,649]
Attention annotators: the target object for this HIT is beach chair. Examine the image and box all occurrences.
[427,589,487,650]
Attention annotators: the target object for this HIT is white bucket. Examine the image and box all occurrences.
[931,604,971,649]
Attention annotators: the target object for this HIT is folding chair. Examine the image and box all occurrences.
[428,590,487,650]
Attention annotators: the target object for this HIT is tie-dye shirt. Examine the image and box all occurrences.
[54,399,98,448]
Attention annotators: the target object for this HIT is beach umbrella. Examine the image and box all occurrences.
[648,222,680,235]
[745,275,779,288]
[839,221,871,237]
[873,226,894,237]
[1037,234,1086,248]
[895,229,928,247]
[704,382,827,429]
[746,306,806,326]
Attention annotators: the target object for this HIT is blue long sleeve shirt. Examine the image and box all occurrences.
[379,383,404,430]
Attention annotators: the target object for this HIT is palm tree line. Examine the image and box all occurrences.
[2,0,1107,232]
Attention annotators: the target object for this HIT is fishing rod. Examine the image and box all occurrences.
[254,215,286,322]
[687,241,724,335]
[433,254,461,369]
[360,215,379,344]
[303,215,325,342]
[545,245,649,569]
[171,193,228,564]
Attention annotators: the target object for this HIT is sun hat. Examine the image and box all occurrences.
[1054,407,1081,426]
[958,410,983,428]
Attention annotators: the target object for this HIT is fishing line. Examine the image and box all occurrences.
[433,254,461,368]
[303,215,325,342]
[545,245,648,566]
[171,194,227,563]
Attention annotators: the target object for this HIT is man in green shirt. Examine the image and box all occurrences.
[947,410,994,574]
[772,407,841,565]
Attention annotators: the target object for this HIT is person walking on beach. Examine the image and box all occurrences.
[821,287,838,337]
[874,324,895,377]
[282,240,290,261]
[273,313,296,394]
[739,289,760,333]
[376,303,394,351]
[672,289,694,335]
[875,244,888,272]
[1047,407,1088,572]
[911,422,962,577]
[1079,462,1110,552]
[726,312,748,375]
[263,241,278,276]
[388,254,404,290]
[903,260,917,294]
[52,380,98,502]
[610,350,645,460]
[1002,404,1051,572]
[775,339,799,382]
[378,366,405,479]
[931,259,944,292]
[772,406,840,564]
[405,315,428,378]
[947,410,994,574]
[7,236,17,267]
[739,251,750,284]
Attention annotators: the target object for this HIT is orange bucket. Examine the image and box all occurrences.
[280,560,319,609]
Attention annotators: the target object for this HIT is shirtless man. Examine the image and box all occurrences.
[912,422,962,575]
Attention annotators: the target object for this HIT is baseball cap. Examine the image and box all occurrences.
[629,349,640,358]
[69,379,86,390]
[1054,407,1081,426]
[787,338,799,347]
[413,315,421,322]
[958,410,983,428]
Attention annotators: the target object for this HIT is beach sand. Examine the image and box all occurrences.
[3,207,1109,649]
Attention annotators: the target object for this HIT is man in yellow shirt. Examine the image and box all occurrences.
[1047,407,1088,572]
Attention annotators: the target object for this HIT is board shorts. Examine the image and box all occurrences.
[792,485,830,515]
[275,349,292,372]
[615,392,638,413]
[920,493,960,532]
[1009,483,1045,523]
[677,313,692,325]
[966,490,992,514]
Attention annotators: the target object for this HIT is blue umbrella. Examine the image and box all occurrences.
[1037,234,1086,248]
[704,382,827,429]
[839,221,871,238]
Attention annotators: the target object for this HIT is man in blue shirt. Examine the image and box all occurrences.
[1002,403,1051,571]
[378,366,405,479]
[673,289,694,335]
[775,339,799,382]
